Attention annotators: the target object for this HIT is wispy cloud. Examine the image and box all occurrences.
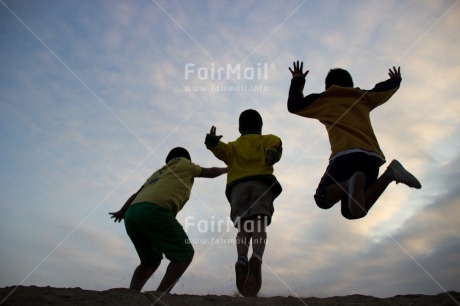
[1,0,459,298]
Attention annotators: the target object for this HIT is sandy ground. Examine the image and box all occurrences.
[1,286,459,305]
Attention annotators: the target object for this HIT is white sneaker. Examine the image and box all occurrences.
[388,160,421,189]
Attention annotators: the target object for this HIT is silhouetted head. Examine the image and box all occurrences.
[239,109,263,133]
[325,68,354,89]
[165,147,191,164]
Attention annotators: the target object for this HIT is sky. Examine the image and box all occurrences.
[1,0,460,300]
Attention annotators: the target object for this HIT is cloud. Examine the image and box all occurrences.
[1,0,459,298]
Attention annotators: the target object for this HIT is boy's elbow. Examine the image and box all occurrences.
[287,105,296,114]
[265,149,282,166]
[287,97,306,114]
[287,99,297,113]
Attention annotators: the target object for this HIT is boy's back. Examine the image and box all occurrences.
[210,133,281,186]
[289,73,400,159]
[206,131,282,202]
[132,157,202,215]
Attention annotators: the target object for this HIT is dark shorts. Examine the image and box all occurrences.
[314,153,382,219]
[124,202,194,266]
[230,181,274,228]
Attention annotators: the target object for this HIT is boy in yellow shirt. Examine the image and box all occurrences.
[287,61,421,220]
[205,109,282,296]
[110,147,226,292]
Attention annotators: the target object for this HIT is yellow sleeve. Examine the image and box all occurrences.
[207,141,231,164]
[189,161,203,177]
[205,133,232,164]
[367,86,399,110]
[264,135,283,163]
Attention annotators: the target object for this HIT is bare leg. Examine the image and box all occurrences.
[157,258,193,293]
[322,160,420,218]
[323,182,348,208]
[365,160,422,211]
[235,226,251,296]
[324,172,366,218]
[364,169,393,211]
[236,225,251,258]
[129,262,161,292]
[251,217,267,257]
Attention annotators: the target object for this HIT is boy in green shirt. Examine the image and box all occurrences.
[110,147,226,293]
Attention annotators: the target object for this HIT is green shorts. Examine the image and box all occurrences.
[124,202,194,266]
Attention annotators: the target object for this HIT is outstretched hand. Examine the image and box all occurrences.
[109,211,124,223]
[208,126,222,138]
[388,66,401,79]
[289,61,309,78]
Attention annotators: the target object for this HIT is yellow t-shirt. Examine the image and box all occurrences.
[131,157,202,215]
[294,85,398,159]
[206,132,282,201]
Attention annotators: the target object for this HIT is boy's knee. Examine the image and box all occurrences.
[253,214,268,226]
[182,256,193,265]
[314,194,328,209]
[171,256,193,267]
[141,259,162,270]
[342,210,367,220]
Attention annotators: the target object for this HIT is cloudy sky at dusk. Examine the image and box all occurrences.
[1,0,459,300]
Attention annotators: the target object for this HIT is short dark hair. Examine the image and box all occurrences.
[325,68,354,89]
[239,109,262,132]
[165,147,191,164]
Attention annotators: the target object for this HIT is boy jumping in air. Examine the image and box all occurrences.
[287,61,421,220]
[205,109,282,296]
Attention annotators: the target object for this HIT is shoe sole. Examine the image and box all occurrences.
[389,160,422,189]
[235,261,248,296]
[244,256,262,297]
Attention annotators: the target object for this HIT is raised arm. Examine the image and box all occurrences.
[364,66,402,110]
[205,126,230,164]
[287,61,320,114]
[368,66,402,93]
